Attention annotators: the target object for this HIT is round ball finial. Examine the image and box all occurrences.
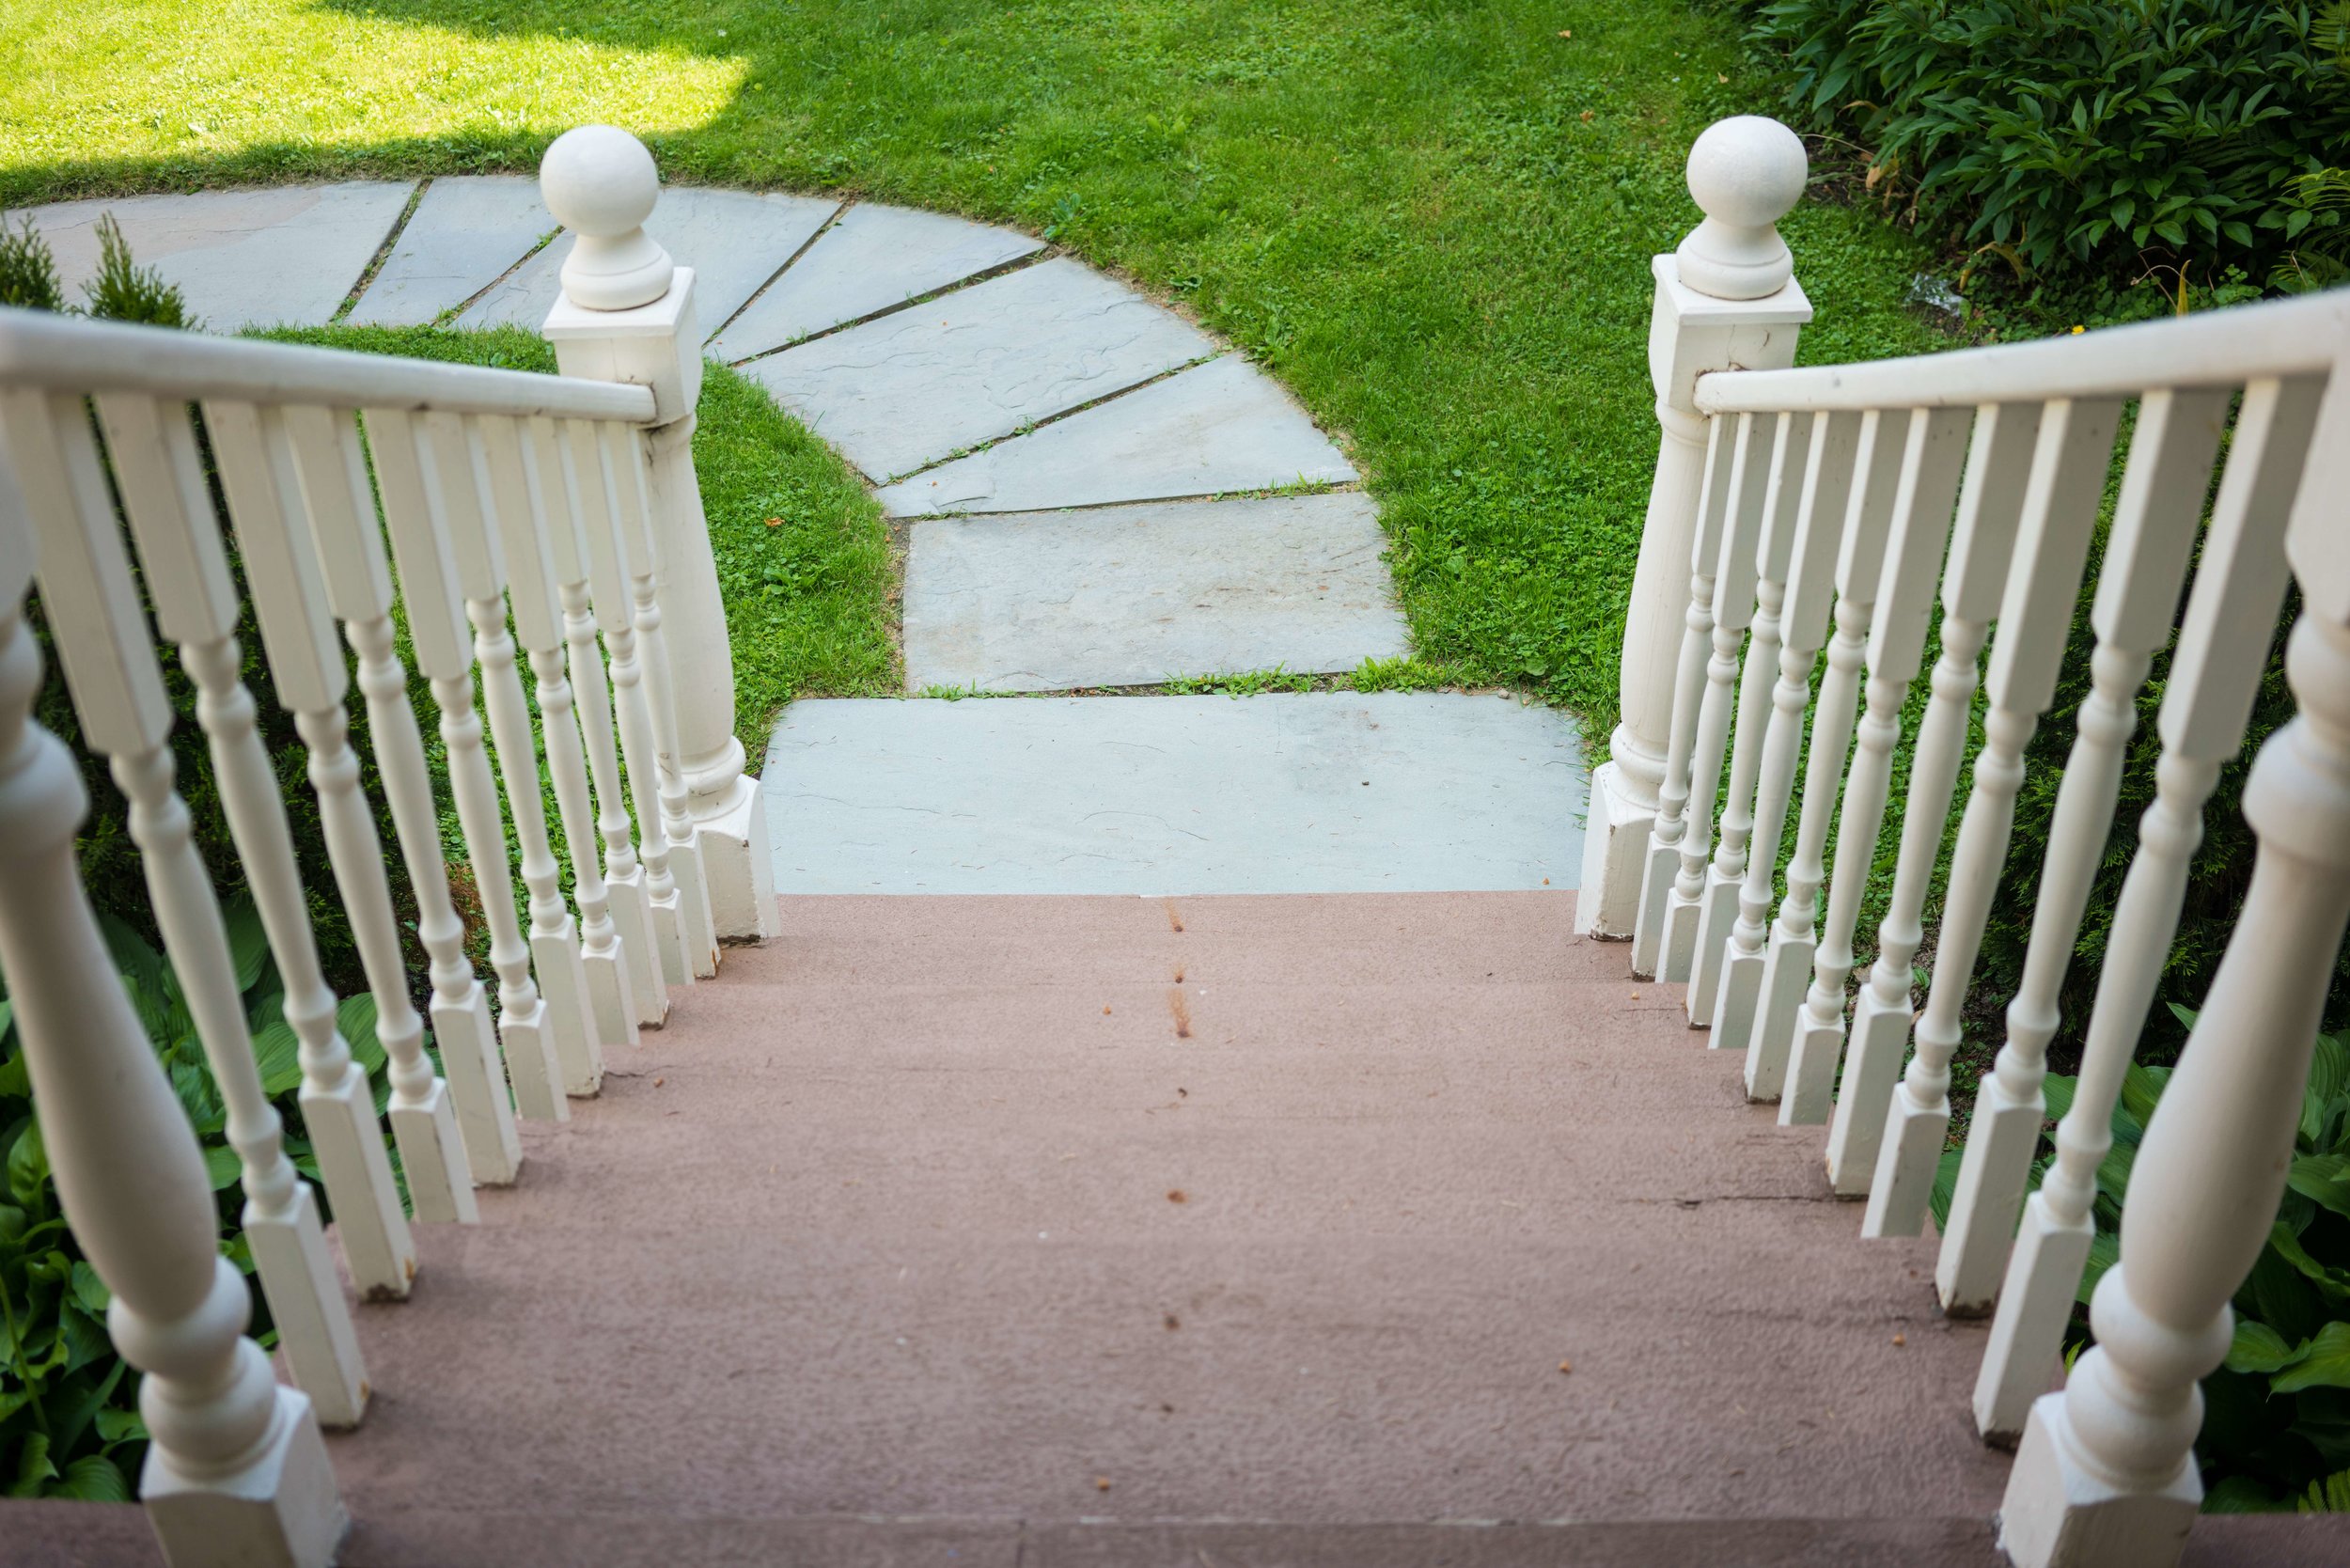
[1674,116,1807,301]
[540,125,674,311]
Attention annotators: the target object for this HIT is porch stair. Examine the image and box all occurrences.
[12,893,2332,1566]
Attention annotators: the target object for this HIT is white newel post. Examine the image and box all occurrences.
[538,123,776,949]
[0,549,344,1566]
[1999,376,2350,1568]
[1587,114,1810,943]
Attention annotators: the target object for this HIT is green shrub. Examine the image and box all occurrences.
[0,901,394,1503]
[1930,1012,2350,1511]
[1748,0,2350,287]
[0,216,63,312]
[77,214,196,328]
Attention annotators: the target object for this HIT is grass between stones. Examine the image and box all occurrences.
[261,325,895,759]
[0,0,1950,746]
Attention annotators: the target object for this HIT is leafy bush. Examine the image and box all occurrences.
[1748,0,2350,287]
[0,217,63,311]
[1936,1011,2350,1511]
[0,902,394,1502]
[80,214,196,329]
[0,209,195,324]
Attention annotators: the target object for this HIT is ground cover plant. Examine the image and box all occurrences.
[1741,0,2350,306]
[0,0,1950,731]
[4,0,2347,1519]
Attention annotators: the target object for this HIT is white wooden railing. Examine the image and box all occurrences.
[0,127,771,1565]
[1612,118,2350,1568]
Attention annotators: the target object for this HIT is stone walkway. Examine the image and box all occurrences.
[21,177,1580,894]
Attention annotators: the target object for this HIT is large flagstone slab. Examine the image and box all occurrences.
[20,182,415,330]
[458,187,838,333]
[347,175,553,326]
[875,354,1355,517]
[903,493,1406,693]
[707,202,1044,362]
[761,693,1584,894]
[743,258,1214,481]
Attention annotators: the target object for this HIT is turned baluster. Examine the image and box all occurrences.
[1975,375,2323,1444]
[1867,399,2122,1237]
[628,425,724,976]
[493,411,631,1084]
[1812,405,1972,1195]
[1634,417,1731,980]
[0,545,346,1566]
[11,389,369,1427]
[559,416,666,1025]
[367,407,568,1125]
[97,397,411,1298]
[212,399,477,1238]
[1770,411,1899,1121]
[450,412,603,1101]
[1829,399,2035,1199]
[1660,413,1772,985]
[2002,579,2350,1567]
[1936,388,2226,1310]
[584,421,696,988]
[1691,413,1807,1029]
[1731,411,1857,1095]
[286,403,521,1187]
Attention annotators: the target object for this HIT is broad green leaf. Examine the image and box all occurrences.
[6,1119,45,1208]
[93,1406,146,1444]
[2273,1322,2350,1394]
[0,1049,24,1101]
[2308,1033,2350,1148]
[1929,1146,1965,1231]
[223,897,270,992]
[69,1261,106,1317]
[204,1143,242,1192]
[2119,1063,2169,1132]
[2292,1153,2350,1221]
[2228,1319,2299,1373]
[337,993,384,1075]
[2041,1073,2077,1126]
[6,1433,54,1498]
[49,1454,129,1503]
[2271,1222,2350,1305]
[57,1303,110,1374]
[250,1019,303,1098]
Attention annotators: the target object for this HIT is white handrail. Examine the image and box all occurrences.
[1695,288,2350,415]
[0,306,657,421]
[1617,114,2350,1568]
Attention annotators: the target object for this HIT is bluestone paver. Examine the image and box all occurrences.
[903,492,1407,693]
[22,182,415,330]
[761,693,1584,894]
[347,175,554,326]
[459,187,838,331]
[708,202,1044,362]
[875,354,1356,517]
[744,258,1214,480]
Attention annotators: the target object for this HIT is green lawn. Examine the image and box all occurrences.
[0,0,1946,743]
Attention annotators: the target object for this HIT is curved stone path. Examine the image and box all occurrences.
[19,177,1584,893]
